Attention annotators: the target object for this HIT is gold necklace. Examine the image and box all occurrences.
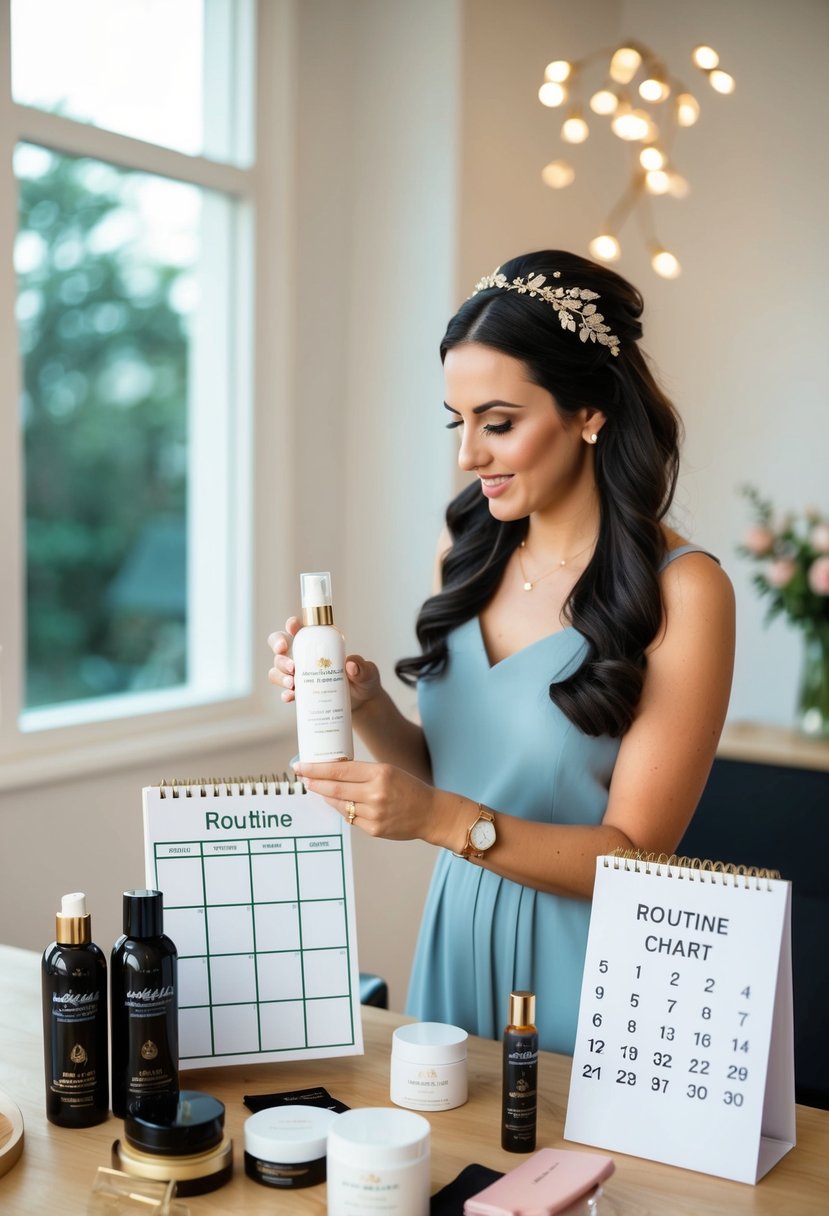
[516,538,595,591]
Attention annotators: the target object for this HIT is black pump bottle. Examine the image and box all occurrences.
[111,889,179,1118]
[42,891,109,1127]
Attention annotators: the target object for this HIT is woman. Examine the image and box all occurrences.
[269,250,735,1054]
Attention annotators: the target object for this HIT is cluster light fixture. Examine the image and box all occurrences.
[538,40,735,277]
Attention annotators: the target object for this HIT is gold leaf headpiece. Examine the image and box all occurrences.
[470,269,620,357]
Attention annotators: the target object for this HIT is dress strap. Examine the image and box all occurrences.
[659,543,720,571]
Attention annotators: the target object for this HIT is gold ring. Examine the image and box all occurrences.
[345,800,356,824]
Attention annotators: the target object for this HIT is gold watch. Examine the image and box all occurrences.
[454,804,496,860]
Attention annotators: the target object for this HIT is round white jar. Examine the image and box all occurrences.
[390,1021,468,1112]
[243,1104,339,1189]
[326,1107,430,1216]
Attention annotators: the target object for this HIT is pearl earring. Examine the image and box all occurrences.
[589,433,598,444]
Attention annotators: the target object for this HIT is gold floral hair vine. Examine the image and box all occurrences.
[470,269,620,356]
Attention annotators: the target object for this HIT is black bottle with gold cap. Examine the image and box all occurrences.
[501,990,538,1152]
[42,891,109,1127]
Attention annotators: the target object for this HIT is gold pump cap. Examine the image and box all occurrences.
[300,571,335,626]
[55,891,92,945]
[508,990,536,1028]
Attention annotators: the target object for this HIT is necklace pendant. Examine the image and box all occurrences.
[523,581,533,592]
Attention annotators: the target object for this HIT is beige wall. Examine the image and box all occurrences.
[457,0,829,723]
[1,0,827,1014]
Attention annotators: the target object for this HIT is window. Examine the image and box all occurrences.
[0,0,290,783]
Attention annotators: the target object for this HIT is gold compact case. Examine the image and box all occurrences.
[112,1091,232,1197]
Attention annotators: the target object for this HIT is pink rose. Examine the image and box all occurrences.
[808,556,829,595]
[766,558,797,589]
[809,523,829,554]
[742,525,775,556]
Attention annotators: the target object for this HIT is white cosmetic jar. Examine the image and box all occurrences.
[243,1104,339,1189]
[326,1107,431,1216]
[390,1021,468,1112]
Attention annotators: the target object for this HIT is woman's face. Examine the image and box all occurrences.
[442,342,599,522]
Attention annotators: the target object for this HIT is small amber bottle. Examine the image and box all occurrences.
[501,990,538,1152]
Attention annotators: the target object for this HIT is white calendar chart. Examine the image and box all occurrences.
[564,853,795,1184]
[142,778,364,1069]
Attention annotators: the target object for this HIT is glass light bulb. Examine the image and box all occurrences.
[561,112,589,143]
[668,171,690,199]
[709,69,735,94]
[645,169,670,195]
[639,143,666,171]
[692,45,719,70]
[589,234,621,262]
[609,46,642,84]
[589,88,619,115]
[652,249,681,278]
[676,92,700,126]
[639,77,670,103]
[611,107,651,141]
[544,59,572,83]
[541,159,575,189]
[538,81,567,107]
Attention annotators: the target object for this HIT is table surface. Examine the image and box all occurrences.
[718,720,829,771]
[1,944,828,1215]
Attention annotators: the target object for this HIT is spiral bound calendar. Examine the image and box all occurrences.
[142,776,364,1069]
[564,852,795,1184]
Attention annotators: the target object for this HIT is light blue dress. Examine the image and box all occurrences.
[405,544,715,1055]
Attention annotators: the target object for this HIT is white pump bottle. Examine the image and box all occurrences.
[293,571,354,763]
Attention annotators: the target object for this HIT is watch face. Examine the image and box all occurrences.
[469,817,496,851]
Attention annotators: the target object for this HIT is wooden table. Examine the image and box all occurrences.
[1,944,828,1214]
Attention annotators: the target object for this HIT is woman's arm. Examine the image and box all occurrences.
[296,553,736,899]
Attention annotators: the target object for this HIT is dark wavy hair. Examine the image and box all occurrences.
[395,250,682,738]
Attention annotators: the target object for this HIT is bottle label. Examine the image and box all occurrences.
[125,984,175,1013]
[125,983,178,1095]
[45,968,107,1118]
[52,988,102,1022]
[503,1032,538,1145]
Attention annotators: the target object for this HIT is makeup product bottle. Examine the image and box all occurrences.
[111,890,179,1119]
[501,990,538,1153]
[42,891,109,1127]
[293,571,353,763]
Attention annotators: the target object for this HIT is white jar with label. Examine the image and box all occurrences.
[390,1022,468,1112]
[326,1107,430,1216]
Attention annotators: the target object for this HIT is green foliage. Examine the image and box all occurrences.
[19,148,189,707]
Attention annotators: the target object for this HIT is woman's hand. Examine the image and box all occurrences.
[267,619,383,712]
[293,759,439,842]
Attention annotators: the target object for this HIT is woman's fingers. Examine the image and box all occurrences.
[268,618,303,697]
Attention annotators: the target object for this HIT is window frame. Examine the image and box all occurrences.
[0,0,297,790]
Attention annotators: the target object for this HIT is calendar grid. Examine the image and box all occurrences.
[564,854,795,1184]
[143,783,364,1069]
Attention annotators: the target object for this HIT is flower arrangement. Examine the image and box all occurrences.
[738,485,829,737]
[738,486,829,626]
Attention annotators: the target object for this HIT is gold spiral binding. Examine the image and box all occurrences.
[605,848,781,889]
[157,774,304,799]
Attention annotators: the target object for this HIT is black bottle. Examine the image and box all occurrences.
[501,989,538,1152]
[111,889,179,1118]
[42,891,109,1127]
